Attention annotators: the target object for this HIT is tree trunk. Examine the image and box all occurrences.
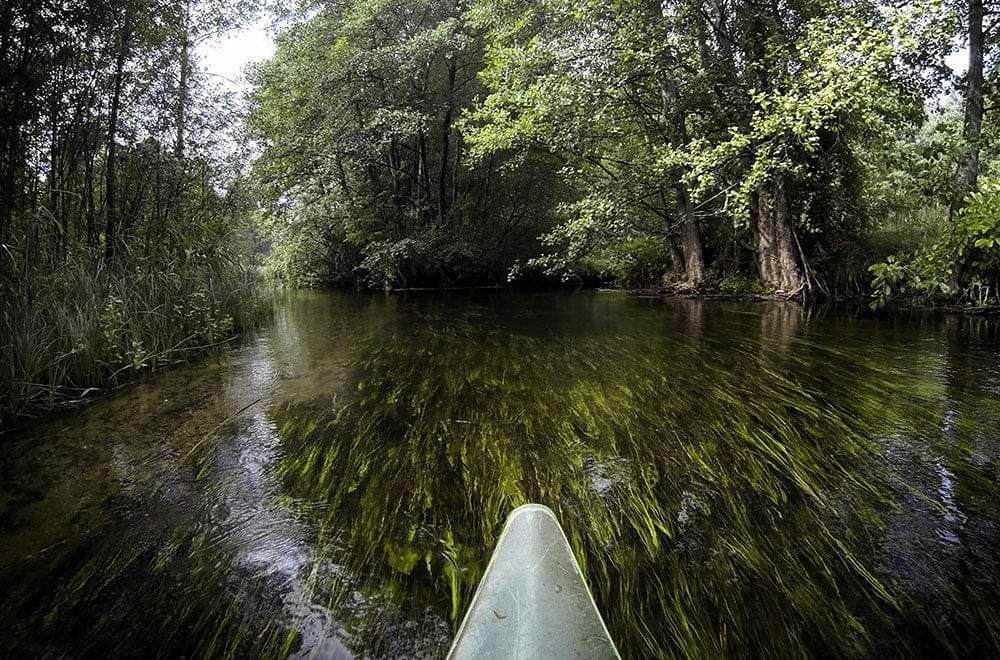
[48,98,60,254]
[676,184,704,284]
[85,128,96,246]
[744,4,803,295]
[437,57,456,223]
[417,128,431,224]
[657,75,705,285]
[947,0,985,294]
[665,231,684,276]
[952,0,984,212]
[754,177,803,293]
[104,15,131,264]
[175,2,190,161]
[654,186,685,278]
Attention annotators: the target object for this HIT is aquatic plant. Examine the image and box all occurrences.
[3,293,999,658]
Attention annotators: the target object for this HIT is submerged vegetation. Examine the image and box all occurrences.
[2,293,999,657]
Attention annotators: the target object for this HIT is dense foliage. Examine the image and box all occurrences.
[250,0,998,300]
[3,0,999,421]
[0,0,267,425]
[248,0,567,287]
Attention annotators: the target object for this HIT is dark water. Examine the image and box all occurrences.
[2,291,999,658]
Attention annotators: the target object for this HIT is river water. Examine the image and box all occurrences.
[1,291,999,658]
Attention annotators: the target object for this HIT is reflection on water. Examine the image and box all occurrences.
[1,291,999,658]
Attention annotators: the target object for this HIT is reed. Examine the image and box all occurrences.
[1,241,269,427]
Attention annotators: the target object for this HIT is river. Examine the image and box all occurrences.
[2,290,999,658]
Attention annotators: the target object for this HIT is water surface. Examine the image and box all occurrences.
[2,291,999,658]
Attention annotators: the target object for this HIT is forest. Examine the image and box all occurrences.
[1,0,998,422]
[3,3,1000,658]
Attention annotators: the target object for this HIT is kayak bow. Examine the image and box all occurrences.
[447,504,620,659]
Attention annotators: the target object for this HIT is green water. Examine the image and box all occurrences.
[2,291,999,658]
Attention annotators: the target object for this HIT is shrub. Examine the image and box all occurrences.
[605,238,674,289]
[869,180,1000,308]
[718,274,770,295]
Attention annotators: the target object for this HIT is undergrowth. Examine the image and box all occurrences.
[1,240,269,427]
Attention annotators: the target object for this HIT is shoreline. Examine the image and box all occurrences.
[373,282,1000,316]
[622,286,1000,316]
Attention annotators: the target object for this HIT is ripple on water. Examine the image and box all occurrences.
[1,290,999,658]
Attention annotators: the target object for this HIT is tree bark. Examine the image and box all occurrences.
[665,231,685,276]
[952,0,984,212]
[657,75,705,285]
[676,184,704,284]
[654,186,685,278]
[753,177,803,293]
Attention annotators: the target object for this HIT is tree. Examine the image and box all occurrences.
[104,3,133,263]
[952,0,987,211]
[0,0,268,422]
[462,0,716,285]
[249,0,564,287]
[466,0,918,294]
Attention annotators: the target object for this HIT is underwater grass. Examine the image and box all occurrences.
[3,294,999,658]
[255,308,971,658]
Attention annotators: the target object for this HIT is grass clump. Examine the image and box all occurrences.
[1,239,269,427]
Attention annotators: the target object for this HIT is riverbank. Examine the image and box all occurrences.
[0,252,270,431]
[624,284,1000,316]
[340,279,1000,317]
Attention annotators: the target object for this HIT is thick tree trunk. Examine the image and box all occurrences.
[643,0,706,284]
[665,231,685,276]
[952,0,984,211]
[657,75,705,285]
[754,177,803,293]
[655,186,685,278]
[744,4,803,295]
[676,184,704,284]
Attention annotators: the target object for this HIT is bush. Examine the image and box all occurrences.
[358,231,481,289]
[717,274,770,295]
[869,180,1000,308]
[605,238,675,289]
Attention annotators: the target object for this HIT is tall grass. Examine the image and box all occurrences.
[1,241,269,427]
